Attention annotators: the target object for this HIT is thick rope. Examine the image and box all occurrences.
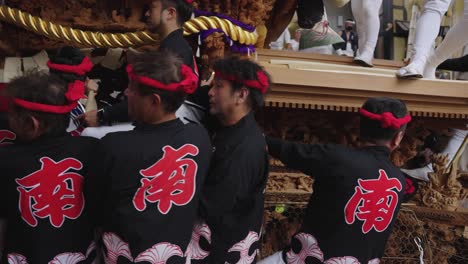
[183,16,257,45]
[0,5,258,48]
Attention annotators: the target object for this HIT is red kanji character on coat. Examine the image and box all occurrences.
[133,144,199,214]
[16,157,85,228]
[0,130,16,146]
[345,169,403,234]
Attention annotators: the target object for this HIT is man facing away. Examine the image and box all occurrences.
[196,57,271,264]
[259,97,409,264]
[88,51,211,264]
[0,72,98,263]
[84,0,208,128]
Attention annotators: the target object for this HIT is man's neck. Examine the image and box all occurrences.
[219,109,250,127]
[361,141,392,151]
[159,24,180,40]
[147,113,177,126]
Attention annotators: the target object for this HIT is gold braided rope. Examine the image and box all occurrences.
[0,5,157,48]
[183,16,257,45]
[0,5,257,48]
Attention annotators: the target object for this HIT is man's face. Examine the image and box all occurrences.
[345,21,354,31]
[145,0,164,33]
[208,79,238,118]
[125,82,152,122]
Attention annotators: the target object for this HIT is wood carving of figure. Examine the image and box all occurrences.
[110,0,145,30]
[201,32,225,78]
[198,0,210,12]
[73,8,95,26]
[238,0,250,25]
[127,0,146,29]
[212,3,221,13]
[224,0,232,16]
[414,153,464,211]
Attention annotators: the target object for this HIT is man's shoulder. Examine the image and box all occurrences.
[101,130,134,144]
[72,135,100,145]
[180,123,212,149]
[235,130,267,157]
[184,122,209,137]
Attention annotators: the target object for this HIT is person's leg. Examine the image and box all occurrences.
[353,0,383,67]
[423,0,468,78]
[397,0,452,78]
[351,0,365,57]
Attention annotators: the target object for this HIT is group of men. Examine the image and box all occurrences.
[1,1,411,264]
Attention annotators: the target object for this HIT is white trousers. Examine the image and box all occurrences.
[424,0,468,78]
[400,0,453,76]
[351,0,383,59]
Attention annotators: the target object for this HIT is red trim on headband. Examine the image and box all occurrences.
[359,108,411,129]
[185,0,194,3]
[215,70,269,94]
[126,64,198,94]
[13,80,86,114]
[47,57,93,76]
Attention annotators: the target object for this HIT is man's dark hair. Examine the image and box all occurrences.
[213,57,271,111]
[48,46,87,83]
[360,97,409,142]
[130,50,187,113]
[7,71,69,137]
[161,0,194,26]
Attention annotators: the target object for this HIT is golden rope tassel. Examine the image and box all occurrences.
[183,16,258,45]
[0,5,258,48]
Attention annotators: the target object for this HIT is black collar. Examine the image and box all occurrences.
[160,29,184,49]
[213,112,257,144]
[134,118,183,132]
[361,145,391,157]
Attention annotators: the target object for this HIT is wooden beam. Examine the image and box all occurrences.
[402,205,468,226]
[263,62,468,119]
[257,49,406,70]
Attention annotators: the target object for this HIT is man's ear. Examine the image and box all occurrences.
[151,93,162,107]
[236,87,250,104]
[164,7,177,22]
[389,130,405,151]
[27,115,43,139]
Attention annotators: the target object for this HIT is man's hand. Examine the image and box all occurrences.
[85,79,99,93]
[201,71,215,87]
[80,110,100,127]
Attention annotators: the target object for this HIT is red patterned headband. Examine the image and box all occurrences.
[215,70,269,94]
[13,80,86,114]
[359,108,411,130]
[47,57,93,76]
[185,0,194,3]
[126,64,198,94]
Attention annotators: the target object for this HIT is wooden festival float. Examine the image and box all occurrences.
[0,1,467,262]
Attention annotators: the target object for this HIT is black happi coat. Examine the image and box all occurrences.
[89,119,211,264]
[0,113,16,146]
[267,139,405,264]
[0,135,99,263]
[199,112,269,264]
